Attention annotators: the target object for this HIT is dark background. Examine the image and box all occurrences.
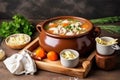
[0,0,120,20]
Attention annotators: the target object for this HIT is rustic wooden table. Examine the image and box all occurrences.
[0,20,120,80]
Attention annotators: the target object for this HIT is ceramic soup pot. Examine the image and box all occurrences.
[36,16,100,57]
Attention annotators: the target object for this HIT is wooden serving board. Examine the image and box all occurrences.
[24,37,95,78]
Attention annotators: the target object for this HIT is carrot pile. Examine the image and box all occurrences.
[32,47,58,61]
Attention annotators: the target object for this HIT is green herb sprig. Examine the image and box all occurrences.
[90,16,120,34]
[0,14,35,38]
[90,16,120,24]
[98,25,120,34]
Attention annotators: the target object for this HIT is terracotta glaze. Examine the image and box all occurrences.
[36,16,100,57]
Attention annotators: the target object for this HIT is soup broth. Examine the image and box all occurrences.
[45,19,88,36]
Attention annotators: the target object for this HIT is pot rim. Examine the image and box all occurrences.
[40,16,93,38]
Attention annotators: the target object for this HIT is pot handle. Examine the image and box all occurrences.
[36,22,44,33]
[93,27,101,37]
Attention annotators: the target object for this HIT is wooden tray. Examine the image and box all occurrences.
[24,37,95,78]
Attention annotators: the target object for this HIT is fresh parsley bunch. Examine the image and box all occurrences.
[0,14,35,38]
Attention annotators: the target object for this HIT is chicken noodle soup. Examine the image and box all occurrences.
[45,19,88,36]
[95,37,118,46]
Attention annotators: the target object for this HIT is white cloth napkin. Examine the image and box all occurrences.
[3,50,37,75]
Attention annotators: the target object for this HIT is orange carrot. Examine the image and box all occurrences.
[47,51,58,61]
[81,23,89,29]
[62,23,69,27]
[49,23,57,28]
[34,47,46,59]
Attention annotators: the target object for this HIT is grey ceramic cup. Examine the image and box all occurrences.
[96,37,120,55]
[60,49,79,68]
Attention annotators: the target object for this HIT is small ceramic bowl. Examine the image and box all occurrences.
[5,33,31,49]
[96,37,120,55]
[60,49,79,68]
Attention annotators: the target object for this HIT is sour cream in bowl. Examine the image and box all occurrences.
[60,49,79,68]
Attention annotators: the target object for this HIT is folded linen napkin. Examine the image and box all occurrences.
[3,50,36,75]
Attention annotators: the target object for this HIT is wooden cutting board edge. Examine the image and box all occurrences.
[23,37,95,78]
